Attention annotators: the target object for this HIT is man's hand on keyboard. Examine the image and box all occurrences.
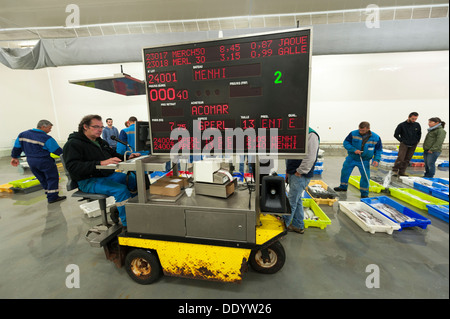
[100,157,122,166]
[129,153,141,159]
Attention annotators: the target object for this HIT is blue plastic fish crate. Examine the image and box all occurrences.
[413,182,444,195]
[382,150,398,156]
[313,169,323,175]
[423,178,449,186]
[438,161,449,167]
[361,196,431,230]
[413,182,429,194]
[426,205,449,223]
[431,188,449,202]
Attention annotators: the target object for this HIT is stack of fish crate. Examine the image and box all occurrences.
[410,147,425,167]
[380,149,398,168]
[313,149,324,176]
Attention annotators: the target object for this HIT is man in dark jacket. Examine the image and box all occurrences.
[63,114,140,227]
[392,112,421,176]
[284,127,320,234]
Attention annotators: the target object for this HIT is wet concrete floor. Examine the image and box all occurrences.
[0,156,448,299]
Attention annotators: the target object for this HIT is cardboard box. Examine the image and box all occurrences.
[194,179,236,198]
[160,176,189,189]
[150,180,181,197]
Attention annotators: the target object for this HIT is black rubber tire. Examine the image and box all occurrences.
[124,249,161,285]
[249,241,286,274]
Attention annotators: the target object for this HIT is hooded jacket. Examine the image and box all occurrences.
[423,124,447,153]
[62,131,123,182]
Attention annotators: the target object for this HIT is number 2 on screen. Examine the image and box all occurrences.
[274,71,282,84]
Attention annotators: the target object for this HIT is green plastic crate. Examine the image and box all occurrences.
[302,198,332,229]
[8,176,41,188]
[349,175,385,193]
[389,188,448,210]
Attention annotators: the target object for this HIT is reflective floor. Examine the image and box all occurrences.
[0,155,448,299]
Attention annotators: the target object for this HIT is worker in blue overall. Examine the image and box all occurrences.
[116,116,137,156]
[334,121,382,198]
[11,120,66,203]
[63,115,141,228]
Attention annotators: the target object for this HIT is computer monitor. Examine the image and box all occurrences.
[135,121,151,153]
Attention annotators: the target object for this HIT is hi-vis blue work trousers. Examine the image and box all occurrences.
[27,157,61,203]
[77,172,137,226]
[339,156,371,197]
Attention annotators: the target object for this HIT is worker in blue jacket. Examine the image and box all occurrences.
[334,121,382,198]
[11,120,66,203]
[116,116,137,156]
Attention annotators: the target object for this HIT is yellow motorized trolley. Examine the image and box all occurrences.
[86,156,287,284]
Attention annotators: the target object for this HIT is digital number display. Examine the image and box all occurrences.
[148,88,189,102]
[143,28,311,155]
[148,71,177,84]
[144,36,309,67]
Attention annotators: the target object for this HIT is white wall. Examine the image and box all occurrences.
[310,51,449,142]
[47,63,149,141]
[0,67,54,150]
[0,50,448,155]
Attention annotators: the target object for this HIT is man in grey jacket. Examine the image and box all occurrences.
[284,128,320,234]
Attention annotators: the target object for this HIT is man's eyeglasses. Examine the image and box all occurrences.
[90,125,104,130]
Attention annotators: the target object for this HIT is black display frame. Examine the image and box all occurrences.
[142,28,312,158]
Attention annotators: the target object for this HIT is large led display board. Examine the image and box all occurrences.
[143,28,312,156]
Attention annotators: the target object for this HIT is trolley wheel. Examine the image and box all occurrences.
[249,241,286,274]
[124,249,161,285]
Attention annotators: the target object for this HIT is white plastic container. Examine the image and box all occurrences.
[80,197,116,218]
[339,201,401,235]
[399,176,433,187]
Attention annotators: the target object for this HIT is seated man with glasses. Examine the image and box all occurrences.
[63,114,141,228]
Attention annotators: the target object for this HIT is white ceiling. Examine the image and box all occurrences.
[0,0,448,27]
[0,0,448,65]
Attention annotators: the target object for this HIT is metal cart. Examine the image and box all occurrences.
[87,155,287,284]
